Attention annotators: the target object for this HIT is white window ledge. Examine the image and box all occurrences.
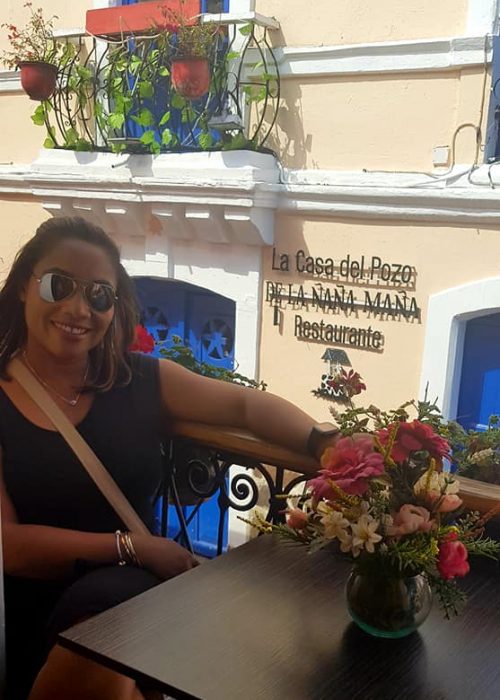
[0,149,280,246]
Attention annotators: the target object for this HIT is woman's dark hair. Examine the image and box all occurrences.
[0,216,139,391]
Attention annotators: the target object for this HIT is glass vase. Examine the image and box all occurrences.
[345,568,433,638]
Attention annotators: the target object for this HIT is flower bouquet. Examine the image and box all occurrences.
[251,398,500,637]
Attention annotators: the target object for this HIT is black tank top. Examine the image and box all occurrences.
[0,353,164,533]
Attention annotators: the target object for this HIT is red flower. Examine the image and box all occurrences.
[377,420,450,464]
[307,436,385,498]
[437,532,470,580]
[286,507,309,530]
[129,325,155,354]
[326,368,366,398]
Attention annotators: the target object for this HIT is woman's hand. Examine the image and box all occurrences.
[131,534,199,580]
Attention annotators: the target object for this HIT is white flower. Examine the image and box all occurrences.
[469,448,495,465]
[414,471,459,496]
[351,514,383,554]
[317,502,350,541]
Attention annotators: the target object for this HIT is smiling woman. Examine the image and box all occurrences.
[0,217,329,700]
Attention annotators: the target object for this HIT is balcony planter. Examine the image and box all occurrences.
[18,61,58,101]
[86,0,200,39]
[171,57,210,99]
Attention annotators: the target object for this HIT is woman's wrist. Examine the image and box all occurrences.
[114,530,143,567]
[306,423,340,461]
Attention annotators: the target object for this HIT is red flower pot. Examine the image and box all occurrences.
[171,57,210,99]
[86,0,200,39]
[18,61,58,101]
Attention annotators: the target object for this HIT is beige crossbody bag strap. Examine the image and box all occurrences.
[9,356,149,535]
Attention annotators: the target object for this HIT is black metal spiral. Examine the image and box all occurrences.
[39,19,279,155]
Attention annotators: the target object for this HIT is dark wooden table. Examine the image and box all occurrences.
[60,535,500,700]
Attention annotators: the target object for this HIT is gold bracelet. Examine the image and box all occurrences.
[124,532,143,568]
[115,530,127,566]
[119,531,143,567]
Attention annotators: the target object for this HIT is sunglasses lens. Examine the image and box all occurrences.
[86,283,115,312]
[39,273,75,303]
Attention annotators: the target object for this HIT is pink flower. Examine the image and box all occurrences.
[129,325,155,353]
[307,436,385,498]
[377,420,450,464]
[437,532,470,580]
[433,493,463,513]
[286,507,309,530]
[386,504,434,537]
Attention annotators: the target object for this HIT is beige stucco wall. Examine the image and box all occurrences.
[260,216,500,421]
[267,67,488,171]
[257,0,469,47]
[0,94,49,164]
[0,1,91,55]
[0,198,46,281]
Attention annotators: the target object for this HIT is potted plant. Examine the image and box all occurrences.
[162,2,221,100]
[448,415,500,485]
[1,2,61,101]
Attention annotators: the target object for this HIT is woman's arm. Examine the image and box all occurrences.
[159,359,333,473]
[1,471,197,580]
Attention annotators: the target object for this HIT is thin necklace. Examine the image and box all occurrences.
[22,350,89,407]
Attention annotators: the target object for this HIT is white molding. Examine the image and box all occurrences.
[0,149,279,246]
[420,278,500,418]
[0,70,22,93]
[276,164,500,224]
[275,35,492,79]
[466,0,498,35]
[7,157,500,225]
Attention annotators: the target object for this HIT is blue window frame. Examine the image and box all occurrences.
[485,36,500,162]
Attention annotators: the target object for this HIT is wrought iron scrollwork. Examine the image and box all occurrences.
[161,437,307,557]
[35,17,279,155]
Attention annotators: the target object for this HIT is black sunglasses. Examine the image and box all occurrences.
[33,272,118,313]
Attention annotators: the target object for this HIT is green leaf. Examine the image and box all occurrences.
[225,51,240,60]
[64,127,79,147]
[110,142,126,154]
[223,133,249,151]
[170,93,186,110]
[31,105,46,126]
[75,139,92,152]
[161,129,173,146]
[139,130,157,146]
[139,81,154,99]
[159,110,171,126]
[131,108,155,127]
[158,66,170,77]
[239,23,252,36]
[76,65,93,81]
[43,136,55,149]
[108,112,125,130]
[114,58,128,74]
[198,131,213,150]
[129,55,142,75]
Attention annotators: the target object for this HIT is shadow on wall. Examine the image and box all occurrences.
[263,80,313,170]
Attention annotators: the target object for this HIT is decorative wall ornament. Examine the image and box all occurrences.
[312,348,366,403]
